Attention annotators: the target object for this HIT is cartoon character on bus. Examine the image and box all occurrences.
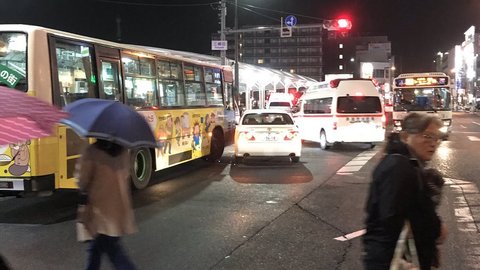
[174,116,182,146]
[163,115,173,155]
[192,122,201,151]
[181,112,190,139]
[8,140,31,176]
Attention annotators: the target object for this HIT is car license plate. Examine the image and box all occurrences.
[265,135,277,141]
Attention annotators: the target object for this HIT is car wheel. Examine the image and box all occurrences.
[291,156,300,163]
[320,130,330,150]
[130,148,153,190]
[204,128,225,161]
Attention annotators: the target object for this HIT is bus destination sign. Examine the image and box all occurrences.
[394,76,449,87]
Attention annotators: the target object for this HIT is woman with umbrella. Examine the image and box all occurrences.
[75,139,137,270]
[61,98,157,269]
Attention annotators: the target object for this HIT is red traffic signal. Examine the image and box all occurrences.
[323,18,352,31]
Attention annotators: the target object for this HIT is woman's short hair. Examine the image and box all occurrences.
[401,112,443,134]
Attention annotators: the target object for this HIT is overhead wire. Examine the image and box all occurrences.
[96,0,218,7]
[228,1,325,22]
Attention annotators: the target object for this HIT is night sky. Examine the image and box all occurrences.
[1,0,479,73]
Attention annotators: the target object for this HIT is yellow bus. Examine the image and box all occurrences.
[0,24,237,194]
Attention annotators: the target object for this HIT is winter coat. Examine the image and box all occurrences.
[363,133,442,270]
[75,144,137,242]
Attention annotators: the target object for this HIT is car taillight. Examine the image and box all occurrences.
[239,131,256,141]
[284,130,298,140]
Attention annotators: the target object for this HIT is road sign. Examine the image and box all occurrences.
[281,27,292,38]
[211,40,228,51]
[285,15,297,27]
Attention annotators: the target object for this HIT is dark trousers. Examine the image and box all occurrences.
[86,234,136,270]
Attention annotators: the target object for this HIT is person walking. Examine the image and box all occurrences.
[363,112,448,270]
[75,139,137,270]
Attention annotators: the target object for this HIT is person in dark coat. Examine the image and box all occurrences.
[363,112,447,270]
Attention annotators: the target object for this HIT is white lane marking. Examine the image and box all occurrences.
[460,125,467,128]
[445,177,479,233]
[467,136,480,141]
[334,229,366,241]
[337,165,363,173]
[345,160,367,166]
[472,121,480,126]
[336,150,377,174]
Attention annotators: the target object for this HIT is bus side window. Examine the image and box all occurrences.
[54,41,97,107]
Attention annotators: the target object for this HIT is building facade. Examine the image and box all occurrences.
[436,25,480,109]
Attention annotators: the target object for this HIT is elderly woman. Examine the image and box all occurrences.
[363,112,447,270]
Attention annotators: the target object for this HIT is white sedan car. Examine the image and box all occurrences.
[234,109,301,163]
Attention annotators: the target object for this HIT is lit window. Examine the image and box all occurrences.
[339,44,343,49]
[350,57,355,62]
[258,59,264,64]
[339,65,343,70]
[339,54,343,59]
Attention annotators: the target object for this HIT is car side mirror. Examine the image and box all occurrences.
[291,106,300,113]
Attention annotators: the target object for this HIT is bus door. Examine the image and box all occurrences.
[49,37,96,189]
[94,46,123,101]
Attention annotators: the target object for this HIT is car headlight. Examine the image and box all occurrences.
[393,120,402,127]
[439,126,448,133]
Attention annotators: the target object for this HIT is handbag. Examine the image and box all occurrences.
[76,198,94,242]
[390,221,420,270]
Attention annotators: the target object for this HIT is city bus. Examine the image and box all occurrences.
[292,78,386,149]
[392,72,452,137]
[0,24,237,194]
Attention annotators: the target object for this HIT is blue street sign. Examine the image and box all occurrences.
[285,15,297,27]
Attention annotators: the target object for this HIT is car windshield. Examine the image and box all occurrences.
[393,87,451,112]
[242,113,294,125]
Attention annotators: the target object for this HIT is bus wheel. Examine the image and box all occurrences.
[320,130,330,150]
[205,128,225,161]
[130,148,152,190]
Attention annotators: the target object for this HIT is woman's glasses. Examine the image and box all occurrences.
[421,133,442,143]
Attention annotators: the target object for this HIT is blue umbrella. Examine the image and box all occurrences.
[60,98,157,149]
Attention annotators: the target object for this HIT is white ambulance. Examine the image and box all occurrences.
[292,79,386,149]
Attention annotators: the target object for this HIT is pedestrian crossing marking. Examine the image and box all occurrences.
[467,136,480,141]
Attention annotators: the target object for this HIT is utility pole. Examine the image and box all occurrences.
[219,0,227,65]
[234,0,239,99]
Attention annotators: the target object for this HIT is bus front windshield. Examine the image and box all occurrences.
[393,87,451,112]
[0,32,27,91]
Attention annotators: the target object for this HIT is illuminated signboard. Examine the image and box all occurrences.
[394,76,449,87]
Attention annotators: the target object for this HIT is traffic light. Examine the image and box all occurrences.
[323,18,352,31]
